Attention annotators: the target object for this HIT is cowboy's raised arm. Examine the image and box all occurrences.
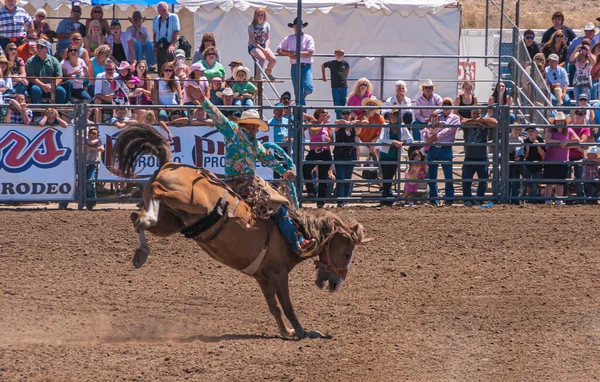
[257,142,288,175]
[199,95,238,141]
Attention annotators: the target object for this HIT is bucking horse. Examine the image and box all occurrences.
[113,124,366,339]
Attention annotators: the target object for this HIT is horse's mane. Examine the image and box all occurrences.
[289,208,363,245]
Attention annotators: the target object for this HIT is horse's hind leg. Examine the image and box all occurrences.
[257,278,295,338]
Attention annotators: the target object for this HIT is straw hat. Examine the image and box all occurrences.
[233,65,252,81]
[0,55,13,68]
[238,109,268,132]
[586,146,600,156]
[418,78,435,90]
[549,111,571,124]
[216,87,239,98]
[361,95,384,107]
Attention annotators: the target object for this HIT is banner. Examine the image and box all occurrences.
[0,126,75,201]
[98,125,275,181]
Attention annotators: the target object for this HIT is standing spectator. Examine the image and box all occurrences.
[462,109,497,206]
[0,0,32,51]
[247,7,277,81]
[85,6,110,36]
[132,60,153,105]
[106,20,135,66]
[508,125,524,204]
[454,81,478,120]
[542,30,568,67]
[567,22,599,84]
[33,9,52,42]
[487,82,515,123]
[303,109,332,208]
[199,47,226,81]
[277,17,315,105]
[545,54,569,106]
[127,11,156,68]
[183,62,209,106]
[55,5,86,59]
[17,30,37,64]
[523,29,540,61]
[570,40,595,100]
[414,78,443,141]
[356,95,384,160]
[84,127,104,210]
[568,109,591,199]
[541,12,576,46]
[232,65,256,107]
[384,80,412,124]
[26,39,69,105]
[333,113,360,206]
[5,42,27,95]
[5,93,31,124]
[84,20,106,58]
[38,108,68,127]
[156,61,183,122]
[269,103,290,145]
[322,48,350,119]
[583,146,600,201]
[522,127,545,203]
[153,1,180,74]
[192,32,216,64]
[347,78,372,119]
[61,43,91,102]
[379,109,413,206]
[403,150,427,207]
[543,112,580,204]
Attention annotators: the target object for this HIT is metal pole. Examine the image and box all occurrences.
[515,0,520,27]
[77,104,86,210]
[293,0,304,203]
[484,0,489,63]
[497,0,505,106]
[500,106,510,203]
[379,57,385,100]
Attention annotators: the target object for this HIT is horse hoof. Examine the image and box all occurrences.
[133,247,149,268]
[130,212,139,224]
[307,330,331,339]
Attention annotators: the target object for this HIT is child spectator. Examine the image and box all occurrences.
[5,93,31,125]
[508,125,524,204]
[231,65,256,107]
[583,146,600,202]
[403,150,428,207]
[85,127,104,210]
[111,108,136,128]
[39,108,68,127]
[209,77,224,105]
[247,8,277,81]
[379,109,413,206]
[169,108,214,126]
[522,126,545,203]
[184,62,209,106]
[322,48,350,119]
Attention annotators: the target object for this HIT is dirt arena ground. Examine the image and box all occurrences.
[1,205,599,381]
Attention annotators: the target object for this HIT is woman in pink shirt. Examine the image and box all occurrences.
[347,78,372,120]
[60,43,91,101]
[303,108,333,208]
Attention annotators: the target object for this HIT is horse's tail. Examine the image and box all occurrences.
[113,123,173,178]
[263,142,299,208]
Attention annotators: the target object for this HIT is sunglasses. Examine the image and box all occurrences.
[423,86,433,90]
[257,13,265,16]
[0,62,7,65]
[534,58,544,62]
[163,68,174,72]
[105,68,115,71]
[7,48,16,51]
[525,36,534,40]
[93,10,102,13]
[68,49,78,53]
[359,83,368,87]
[72,38,82,41]
[206,53,216,56]
[37,15,45,19]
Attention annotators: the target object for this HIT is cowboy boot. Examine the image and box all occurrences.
[265,68,276,81]
[296,238,317,255]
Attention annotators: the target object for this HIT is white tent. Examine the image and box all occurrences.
[21,0,461,105]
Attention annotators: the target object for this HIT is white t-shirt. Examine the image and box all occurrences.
[158,78,179,105]
[248,22,270,46]
[61,58,88,89]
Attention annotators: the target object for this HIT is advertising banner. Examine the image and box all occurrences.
[0,126,75,201]
[97,125,275,181]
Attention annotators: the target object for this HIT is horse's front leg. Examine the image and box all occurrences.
[256,278,295,338]
[274,273,330,340]
[130,198,160,268]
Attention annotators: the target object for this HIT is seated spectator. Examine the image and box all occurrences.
[200,47,226,81]
[487,82,515,123]
[347,78,372,119]
[403,150,427,207]
[33,9,53,42]
[115,61,139,104]
[55,5,86,59]
[232,65,256,107]
[38,108,68,127]
[174,49,191,81]
[303,109,333,208]
[247,8,277,81]
[522,126,545,203]
[522,54,547,96]
[5,43,27,95]
[215,87,239,117]
[137,110,156,124]
[0,55,13,93]
[126,11,156,68]
[571,93,595,122]
[209,77,224,105]
[356,95,384,160]
[269,103,290,144]
[5,93,31,124]
[545,53,569,106]
[225,59,243,88]
[26,39,70,105]
[85,127,105,210]
[508,125,524,204]
[111,107,136,128]
[61,44,91,102]
[454,81,477,120]
[322,48,349,118]
[17,30,37,64]
[86,6,111,36]
[66,33,91,70]
[193,32,217,64]
[132,60,153,105]
[93,59,120,107]
[541,11,576,46]
[570,40,595,100]
[523,29,539,61]
[384,80,412,125]
[106,19,135,66]
[168,108,213,127]
[379,109,413,206]
[85,20,106,58]
[90,44,111,81]
[182,62,209,106]
[462,109,497,206]
[156,61,183,122]
[542,30,568,67]
[414,78,443,141]
[583,146,600,201]
[543,112,580,204]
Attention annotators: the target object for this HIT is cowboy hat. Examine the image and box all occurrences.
[238,109,269,132]
[587,146,600,156]
[288,17,308,28]
[117,61,132,71]
[129,10,147,23]
[216,87,239,98]
[549,111,571,124]
[361,95,384,107]
[0,55,13,68]
[585,22,596,31]
[233,65,252,81]
[419,78,436,90]
[547,53,560,61]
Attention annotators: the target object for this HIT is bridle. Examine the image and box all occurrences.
[313,229,354,281]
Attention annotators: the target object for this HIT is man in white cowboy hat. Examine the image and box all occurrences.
[545,53,569,106]
[413,78,442,141]
[277,17,315,105]
[216,87,240,117]
[196,90,317,254]
[231,65,257,107]
[127,10,156,68]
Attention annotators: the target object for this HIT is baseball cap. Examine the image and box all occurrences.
[548,53,559,61]
[281,91,292,100]
[175,49,185,58]
[111,19,121,26]
[36,39,51,50]
[579,93,589,100]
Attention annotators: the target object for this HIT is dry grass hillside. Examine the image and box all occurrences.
[461,0,597,30]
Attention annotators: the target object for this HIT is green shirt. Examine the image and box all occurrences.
[26,54,62,84]
[199,60,226,81]
[232,81,258,96]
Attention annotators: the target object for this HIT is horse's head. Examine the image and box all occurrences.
[314,223,364,293]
